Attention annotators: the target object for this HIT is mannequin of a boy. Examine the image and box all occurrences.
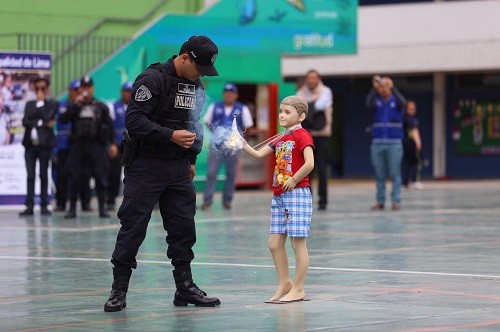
[241,96,314,302]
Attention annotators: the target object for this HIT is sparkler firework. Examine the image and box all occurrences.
[213,121,301,156]
[210,118,244,157]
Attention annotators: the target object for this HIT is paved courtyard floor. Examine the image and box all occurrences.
[1,180,500,331]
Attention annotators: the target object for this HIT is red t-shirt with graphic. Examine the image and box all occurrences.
[271,128,314,196]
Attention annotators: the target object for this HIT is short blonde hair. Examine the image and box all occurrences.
[281,96,308,117]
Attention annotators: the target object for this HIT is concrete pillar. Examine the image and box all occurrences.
[433,72,446,178]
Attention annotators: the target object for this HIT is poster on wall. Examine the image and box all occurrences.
[0,51,51,205]
[452,98,500,155]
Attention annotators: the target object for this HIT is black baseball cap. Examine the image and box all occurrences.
[80,75,94,87]
[180,36,219,76]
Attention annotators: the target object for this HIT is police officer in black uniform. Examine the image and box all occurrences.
[59,76,118,218]
[104,36,221,312]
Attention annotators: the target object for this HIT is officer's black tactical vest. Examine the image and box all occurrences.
[74,102,103,139]
[139,62,204,158]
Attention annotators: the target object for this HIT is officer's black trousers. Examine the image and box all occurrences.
[106,153,122,206]
[111,155,196,270]
[56,150,92,209]
[66,140,108,205]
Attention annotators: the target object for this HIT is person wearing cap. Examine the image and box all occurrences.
[54,79,92,212]
[201,83,253,210]
[59,75,118,219]
[104,35,221,312]
[19,77,58,216]
[105,81,133,211]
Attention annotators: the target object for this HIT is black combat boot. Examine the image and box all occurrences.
[104,266,132,312]
[173,269,221,307]
[64,201,76,219]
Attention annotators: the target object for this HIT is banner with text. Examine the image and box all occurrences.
[0,51,52,205]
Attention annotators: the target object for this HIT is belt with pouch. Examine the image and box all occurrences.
[139,141,187,160]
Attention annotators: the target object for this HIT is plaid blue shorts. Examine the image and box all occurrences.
[270,187,312,237]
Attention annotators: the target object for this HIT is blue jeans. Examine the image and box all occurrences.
[203,148,238,206]
[370,142,403,205]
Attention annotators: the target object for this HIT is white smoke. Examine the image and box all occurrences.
[209,118,244,157]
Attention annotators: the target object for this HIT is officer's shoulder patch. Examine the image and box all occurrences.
[135,85,152,102]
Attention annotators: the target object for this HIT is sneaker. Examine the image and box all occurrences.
[392,203,401,211]
[41,207,52,216]
[370,203,384,211]
[223,202,231,210]
[200,203,211,211]
[412,182,424,190]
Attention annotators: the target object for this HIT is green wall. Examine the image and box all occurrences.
[0,0,203,50]
[84,0,357,189]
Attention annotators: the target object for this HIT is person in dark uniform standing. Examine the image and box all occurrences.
[54,79,92,212]
[59,76,118,218]
[104,35,221,312]
[105,81,132,211]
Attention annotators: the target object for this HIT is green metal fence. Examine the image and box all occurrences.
[16,33,129,95]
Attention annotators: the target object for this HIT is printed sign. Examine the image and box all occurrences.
[0,51,51,205]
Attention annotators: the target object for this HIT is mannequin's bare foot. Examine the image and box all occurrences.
[268,280,293,302]
[278,288,305,302]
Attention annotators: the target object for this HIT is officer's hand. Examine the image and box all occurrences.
[108,144,119,159]
[171,130,196,149]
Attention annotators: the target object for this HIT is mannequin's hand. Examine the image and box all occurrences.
[282,177,298,192]
[225,131,244,150]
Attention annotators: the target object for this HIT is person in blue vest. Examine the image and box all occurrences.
[54,80,92,212]
[201,83,253,210]
[365,75,407,211]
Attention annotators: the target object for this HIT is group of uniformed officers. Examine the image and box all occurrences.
[53,76,131,218]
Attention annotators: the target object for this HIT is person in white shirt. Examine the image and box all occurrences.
[297,70,333,210]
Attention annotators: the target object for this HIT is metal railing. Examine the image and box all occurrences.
[16,33,129,95]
